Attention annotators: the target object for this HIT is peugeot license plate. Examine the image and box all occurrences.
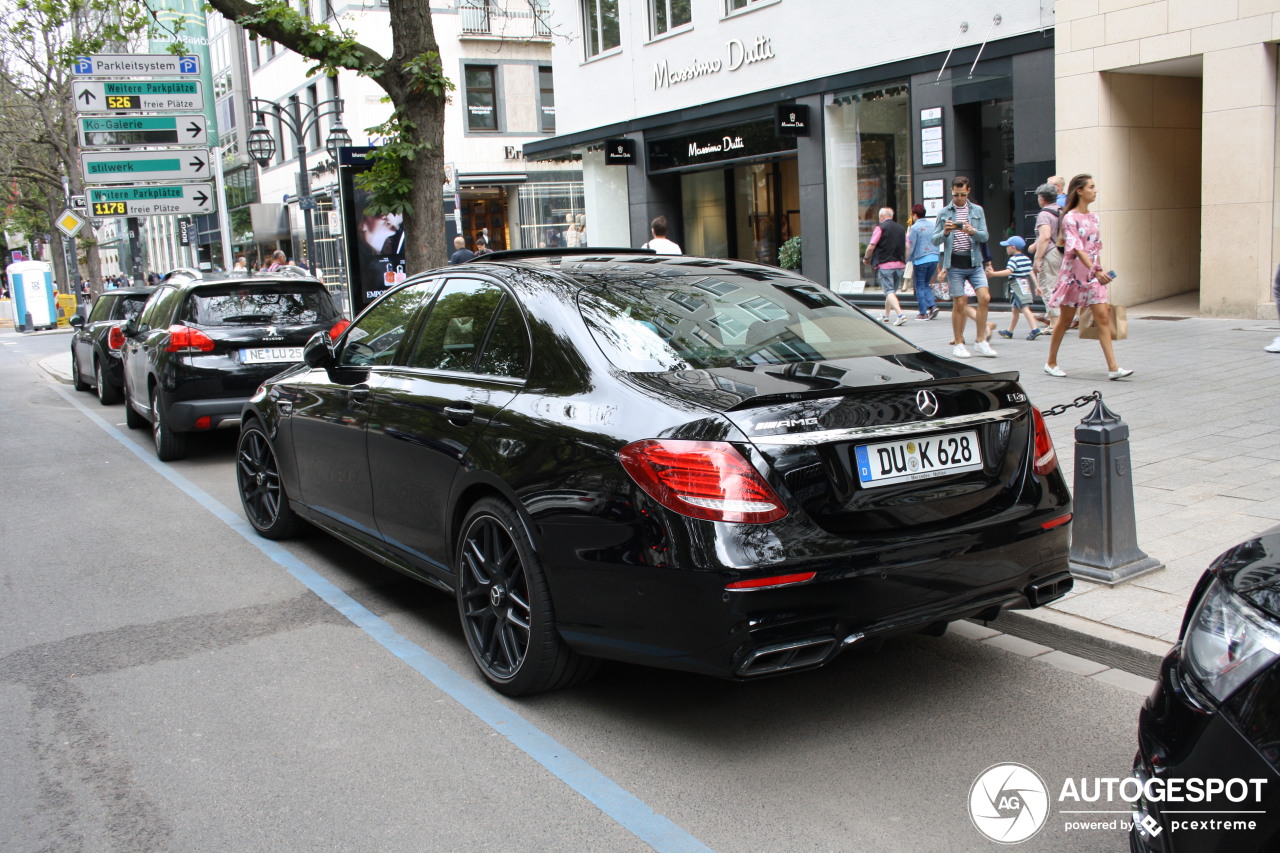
[854,430,983,488]
[240,347,303,364]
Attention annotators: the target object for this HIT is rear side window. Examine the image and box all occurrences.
[87,295,117,323]
[116,295,150,325]
[580,274,913,372]
[409,279,508,373]
[182,284,339,327]
[473,297,530,378]
[140,286,181,328]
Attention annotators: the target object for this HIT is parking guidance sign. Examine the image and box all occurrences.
[72,80,204,114]
[80,149,211,184]
[72,54,201,77]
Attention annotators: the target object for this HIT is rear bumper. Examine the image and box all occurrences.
[547,516,1072,679]
[166,397,249,431]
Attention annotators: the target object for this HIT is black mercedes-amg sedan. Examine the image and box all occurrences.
[236,250,1074,695]
[1131,527,1280,852]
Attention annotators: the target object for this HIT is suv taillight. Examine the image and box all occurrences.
[619,439,787,524]
[1031,407,1058,476]
[165,324,216,353]
[330,318,351,338]
[107,325,125,350]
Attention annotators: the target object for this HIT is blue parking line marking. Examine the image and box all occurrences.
[54,385,714,853]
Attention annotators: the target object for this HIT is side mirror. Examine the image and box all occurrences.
[303,331,336,368]
[69,315,84,329]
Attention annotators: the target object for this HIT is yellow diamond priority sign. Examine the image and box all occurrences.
[56,209,86,239]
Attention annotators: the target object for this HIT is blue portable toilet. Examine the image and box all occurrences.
[6,261,56,331]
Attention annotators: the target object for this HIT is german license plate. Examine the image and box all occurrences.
[854,430,983,488]
[240,346,303,364]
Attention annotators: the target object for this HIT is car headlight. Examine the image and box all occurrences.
[1182,580,1280,703]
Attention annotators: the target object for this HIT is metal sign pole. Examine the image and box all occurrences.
[213,146,235,270]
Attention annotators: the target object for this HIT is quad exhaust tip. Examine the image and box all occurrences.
[1026,572,1074,607]
[736,636,839,676]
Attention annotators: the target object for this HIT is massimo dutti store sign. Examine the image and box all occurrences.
[647,119,796,173]
[653,36,777,89]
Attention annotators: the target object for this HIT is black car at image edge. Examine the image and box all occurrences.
[1131,525,1280,852]
[121,269,348,461]
[235,249,1075,695]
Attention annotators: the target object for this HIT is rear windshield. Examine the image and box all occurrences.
[580,274,913,372]
[181,284,338,327]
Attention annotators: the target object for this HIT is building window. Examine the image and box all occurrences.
[726,0,768,11]
[582,0,620,58]
[651,0,690,36]
[538,67,555,133]
[465,65,498,132]
[459,0,492,35]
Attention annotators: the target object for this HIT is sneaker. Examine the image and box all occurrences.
[916,314,928,320]
[1266,336,1280,353]
[1108,367,1134,380]
[952,343,971,358]
[997,330,1013,339]
[1043,364,1066,377]
[928,306,941,320]
[893,315,908,326]
[973,340,998,358]
[881,316,891,323]
[1027,328,1044,340]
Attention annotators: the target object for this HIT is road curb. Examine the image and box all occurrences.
[979,609,1168,681]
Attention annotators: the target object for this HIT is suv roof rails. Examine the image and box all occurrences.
[465,247,657,263]
[254,265,321,280]
[159,267,203,283]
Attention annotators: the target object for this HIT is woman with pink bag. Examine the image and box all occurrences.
[1042,173,1133,380]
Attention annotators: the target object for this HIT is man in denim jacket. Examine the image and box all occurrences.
[932,176,994,358]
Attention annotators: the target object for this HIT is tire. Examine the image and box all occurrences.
[236,421,305,539]
[71,349,90,392]
[124,386,146,429]
[456,498,598,696]
[95,359,120,405]
[150,388,187,461]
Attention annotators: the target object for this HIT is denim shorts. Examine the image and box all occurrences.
[947,263,988,298]
[877,268,904,293]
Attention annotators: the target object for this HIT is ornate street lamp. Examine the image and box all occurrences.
[247,97,348,273]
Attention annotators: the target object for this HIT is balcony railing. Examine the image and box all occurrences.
[458,0,551,39]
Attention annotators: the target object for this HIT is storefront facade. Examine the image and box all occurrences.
[528,1,1057,294]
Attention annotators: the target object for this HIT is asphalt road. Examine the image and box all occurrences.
[1,330,1145,853]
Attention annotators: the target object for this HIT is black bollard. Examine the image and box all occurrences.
[1068,398,1163,586]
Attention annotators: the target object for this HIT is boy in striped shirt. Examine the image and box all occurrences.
[990,236,1044,341]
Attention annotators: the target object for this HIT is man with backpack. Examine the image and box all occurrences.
[1031,183,1063,332]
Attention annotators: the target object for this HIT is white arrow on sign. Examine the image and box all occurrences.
[80,149,210,184]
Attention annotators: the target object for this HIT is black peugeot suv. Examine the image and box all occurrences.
[121,268,348,461]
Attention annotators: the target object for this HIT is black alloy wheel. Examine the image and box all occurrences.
[456,499,597,696]
[95,360,120,405]
[71,350,90,392]
[150,388,187,461]
[236,422,305,540]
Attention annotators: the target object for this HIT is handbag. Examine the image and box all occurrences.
[1078,304,1128,340]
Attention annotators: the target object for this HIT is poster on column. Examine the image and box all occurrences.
[337,146,410,314]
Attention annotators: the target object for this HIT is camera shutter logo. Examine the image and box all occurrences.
[968,763,1050,844]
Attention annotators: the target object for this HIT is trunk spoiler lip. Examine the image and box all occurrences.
[747,405,1025,447]
[721,369,1023,412]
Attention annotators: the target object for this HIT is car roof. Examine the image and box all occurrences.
[462,250,806,288]
[99,287,155,296]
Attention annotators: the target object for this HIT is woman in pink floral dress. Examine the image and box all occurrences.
[1043,174,1133,380]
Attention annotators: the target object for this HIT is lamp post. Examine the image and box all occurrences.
[246,97,351,273]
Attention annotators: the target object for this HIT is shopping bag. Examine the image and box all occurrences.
[1078,304,1127,340]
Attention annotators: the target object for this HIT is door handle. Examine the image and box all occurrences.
[349,384,371,403]
[443,404,475,425]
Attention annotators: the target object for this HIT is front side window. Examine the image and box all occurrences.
[339,282,434,368]
[582,0,620,58]
[465,65,498,132]
[409,279,507,373]
[651,0,690,36]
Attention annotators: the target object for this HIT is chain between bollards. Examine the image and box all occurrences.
[1040,390,1102,418]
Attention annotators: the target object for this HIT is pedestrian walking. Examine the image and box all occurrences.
[265,250,287,272]
[1031,184,1064,331]
[449,236,475,264]
[1268,264,1280,352]
[864,207,909,326]
[642,215,682,255]
[1043,173,1133,380]
[906,203,939,320]
[988,236,1043,340]
[933,176,996,358]
[1047,175,1067,208]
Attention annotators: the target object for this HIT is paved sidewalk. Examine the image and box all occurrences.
[872,295,1280,674]
[22,301,1280,676]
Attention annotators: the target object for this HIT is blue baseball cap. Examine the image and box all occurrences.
[1000,235,1027,251]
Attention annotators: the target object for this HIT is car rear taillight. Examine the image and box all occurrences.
[330,318,351,338]
[165,324,216,353]
[619,439,788,524]
[1031,407,1058,476]
[107,325,125,350]
[725,572,816,590]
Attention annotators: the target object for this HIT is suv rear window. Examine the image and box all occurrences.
[579,275,913,372]
[182,284,339,327]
